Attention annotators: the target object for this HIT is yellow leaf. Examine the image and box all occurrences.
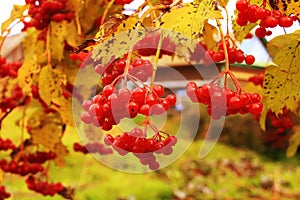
[1,4,28,32]
[274,0,300,17]
[287,126,300,157]
[77,0,105,32]
[18,57,40,95]
[259,100,268,131]
[49,22,66,61]
[38,65,67,106]
[203,20,218,49]
[161,2,222,40]
[92,18,145,66]
[52,97,74,126]
[53,142,69,166]
[264,30,300,115]
[0,169,2,184]
[27,109,64,151]
[64,20,80,47]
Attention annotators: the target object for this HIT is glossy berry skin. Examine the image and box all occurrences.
[186,82,263,119]
[245,55,255,65]
[278,16,294,27]
[236,0,249,12]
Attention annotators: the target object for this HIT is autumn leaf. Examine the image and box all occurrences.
[264,30,300,115]
[52,97,74,126]
[286,126,300,157]
[38,65,67,106]
[0,169,2,184]
[1,4,28,32]
[50,21,79,61]
[273,0,300,17]
[203,20,218,49]
[53,142,69,166]
[92,19,145,66]
[27,109,64,151]
[161,2,222,40]
[18,57,40,95]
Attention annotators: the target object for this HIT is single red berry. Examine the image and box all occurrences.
[236,0,249,12]
[278,16,294,27]
[245,55,255,65]
[255,27,267,38]
[265,16,278,28]
[249,102,263,115]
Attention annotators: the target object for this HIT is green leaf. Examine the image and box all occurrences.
[264,30,300,115]
[287,126,300,157]
[1,4,28,32]
[38,65,67,106]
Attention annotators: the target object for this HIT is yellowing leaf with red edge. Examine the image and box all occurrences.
[264,30,300,115]
[53,142,69,166]
[38,65,67,106]
[1,4,28,32]
[287,125,300,157]
[27,109,64,151]
[18,57,40,95]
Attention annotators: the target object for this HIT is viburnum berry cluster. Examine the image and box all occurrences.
[235,0,298,38]
[104,127,177,170]
[23,0,73,30]
[81,83,176,131]
[186,70,263,119]
[0,84,24,113]
[206,39,255,65]
[0,138,16,151]
[114,0,134,6]
[0,160,44,176]
[24,151,57,164]
[73,142,113,155]
[133,33,176,58]
[0,185,11,200]
[95,57,153,85]
[248,72,264,87]
[26,176,64,196]
[0,57,22,78]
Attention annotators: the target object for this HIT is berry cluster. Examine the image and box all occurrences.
[189,41,214,66]
[73,142,113,155]
[69,52,90,68]
[236,0,297,38]
[0,160,44,176]
[0,138,16,151]
[0,186,10,200]
[81,84,176,131]
[23,0,73,30]
[133,33,176,58]
[95,57,153,85]
[0,84,24,112]
[207,40,255,65]
[248,73,264,87]
[0,57,22,78]
[104,128,177,170]
[262,108,294,149]
[25,151,56,164]
[115,0,134,5]
[26,176,63,196]
[186,82,263,119]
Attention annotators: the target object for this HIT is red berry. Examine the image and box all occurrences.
[278,16,294,27]
[245,55,255,65]
[249,102,263,115]
[265,16,278,28]
[255,27,267,38]
[236,0,249,12]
